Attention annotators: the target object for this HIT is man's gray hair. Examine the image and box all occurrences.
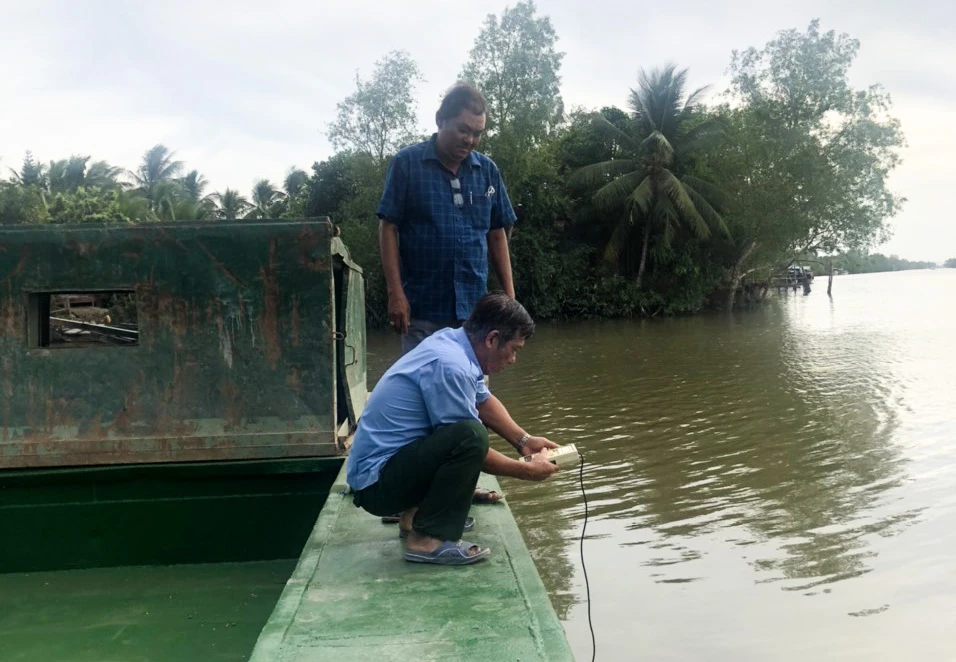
[463,292,535,345]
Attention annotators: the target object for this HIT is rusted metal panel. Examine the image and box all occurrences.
[0,219,345,468]
[333,238,367,427]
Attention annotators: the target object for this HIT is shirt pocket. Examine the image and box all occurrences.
[467,192,493,231]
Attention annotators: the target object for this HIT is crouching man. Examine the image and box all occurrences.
[346,293,559,566]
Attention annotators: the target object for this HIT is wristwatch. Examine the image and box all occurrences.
[515,433,530,451]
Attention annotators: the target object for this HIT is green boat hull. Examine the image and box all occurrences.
[0,457,343,662]
[0,560,297,662]
[0,457,343,573]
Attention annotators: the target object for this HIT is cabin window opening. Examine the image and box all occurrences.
[28,291,139,348]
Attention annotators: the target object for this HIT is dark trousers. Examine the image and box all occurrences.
[353,420,489,541]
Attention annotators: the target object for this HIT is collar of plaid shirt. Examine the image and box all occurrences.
[421,134,482,170]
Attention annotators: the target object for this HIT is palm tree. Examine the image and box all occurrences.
[161,196,214,222]
[283,168,309,198]
[179,170,209,202]
[571,65,728,287]
[44,156,125,194]
[211,188,251,220]
[116,192,151,223]
[149,180,188,221]
[132,145,183,210]
[247,179,285,219]
[85,160,125,190]
[47,156,90,193]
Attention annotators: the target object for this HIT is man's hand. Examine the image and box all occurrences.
[523,451,559,481]
[521,435,559,457]
[387,290,410,335]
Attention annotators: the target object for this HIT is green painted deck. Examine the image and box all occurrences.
[250,467,575,662]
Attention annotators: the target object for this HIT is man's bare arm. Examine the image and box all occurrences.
[379,219,409,333]
[477,395,558,456]
[487,227,515,298]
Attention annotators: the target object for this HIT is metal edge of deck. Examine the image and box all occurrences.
[249,463,575,662]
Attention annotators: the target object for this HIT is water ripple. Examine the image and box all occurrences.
[367,271,956,658]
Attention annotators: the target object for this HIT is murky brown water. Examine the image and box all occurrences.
[368,269,956,661]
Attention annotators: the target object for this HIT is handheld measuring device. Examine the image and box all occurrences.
[520,443,581,469]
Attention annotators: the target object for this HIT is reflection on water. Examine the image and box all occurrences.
[367,270,956,661]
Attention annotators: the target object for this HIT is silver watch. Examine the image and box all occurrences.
[515,433,530,451]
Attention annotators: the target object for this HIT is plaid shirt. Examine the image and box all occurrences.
[376,135,517,322]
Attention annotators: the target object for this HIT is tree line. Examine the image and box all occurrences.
[0,3,906,326]
[828,251,936,274]
[0,145,310,224]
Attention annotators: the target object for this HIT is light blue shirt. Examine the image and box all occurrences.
[346,327,491,491]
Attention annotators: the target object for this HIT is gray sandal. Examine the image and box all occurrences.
[404,539,490,565]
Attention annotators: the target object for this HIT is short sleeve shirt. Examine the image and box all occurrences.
[376,135,517,322]
[345,327,491,492]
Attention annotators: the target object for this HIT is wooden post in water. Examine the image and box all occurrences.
[827,258,834,297]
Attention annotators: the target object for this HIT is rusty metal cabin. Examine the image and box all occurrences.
[0,218,365,468]
[0,219,366,573]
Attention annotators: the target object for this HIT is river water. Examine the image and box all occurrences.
[367,269,956,661]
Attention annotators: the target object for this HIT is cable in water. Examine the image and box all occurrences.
[578,452,596,662]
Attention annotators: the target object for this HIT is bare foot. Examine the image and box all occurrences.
[398,507,417,537]
[472,488,503,504]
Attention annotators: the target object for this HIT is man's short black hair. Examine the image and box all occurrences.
[463,292,535,345]
[436,82,487,124]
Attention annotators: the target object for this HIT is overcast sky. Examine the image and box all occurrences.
[2,0,952,261]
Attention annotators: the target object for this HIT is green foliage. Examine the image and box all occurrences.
[569,66,727,287]
[283,168,309,198]
[301,151,390,323]
[558,107,630,174]
[9,152,125,196]
[832,251,936,274]
[10,152,47,188]
[306,152,359,218]
[327,51,423,161]
[46,187,134,224]
[210,188,251,220]
[247,179,285,219]
[180,170,209,202]
[945,258,956,269]
[132,145,184,211]
[0,182,48,224]
[727,20,904,257]
[85,160,125,190]
[0,17,914,323]
[460,0,564,224]
[461,1,564,146]
[48,156,92,193]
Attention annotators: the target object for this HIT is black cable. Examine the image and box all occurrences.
[579,453,596,662]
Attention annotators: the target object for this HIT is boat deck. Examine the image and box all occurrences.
[250,466,574,661]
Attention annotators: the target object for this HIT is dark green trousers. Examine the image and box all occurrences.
[353,420,489,541]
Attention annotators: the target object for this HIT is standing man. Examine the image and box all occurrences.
[377,82,517,354]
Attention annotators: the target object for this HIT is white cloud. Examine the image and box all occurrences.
[1,0,950,260]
